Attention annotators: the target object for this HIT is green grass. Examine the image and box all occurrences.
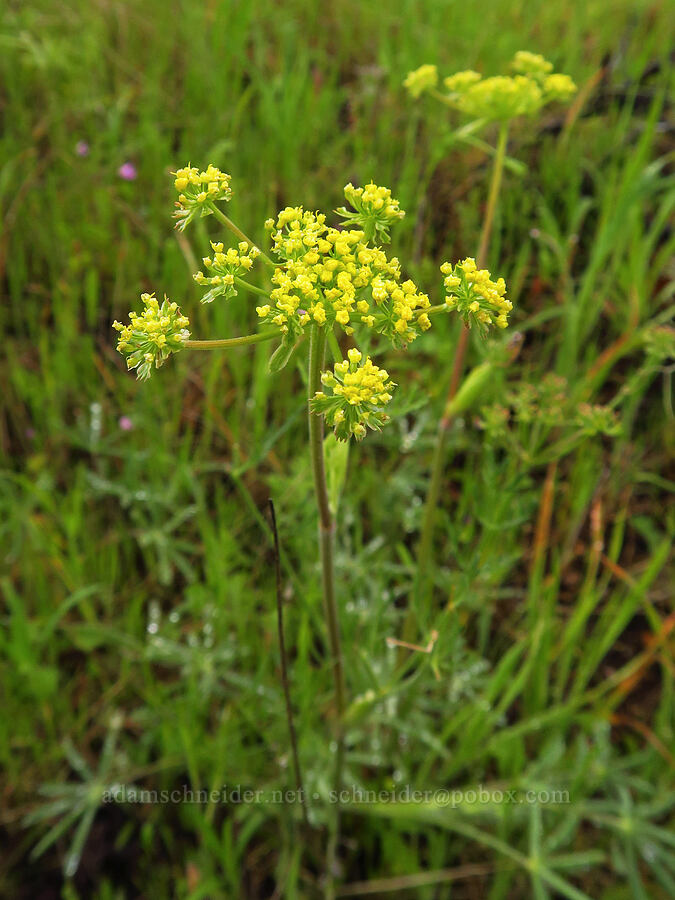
[1,0,674,896]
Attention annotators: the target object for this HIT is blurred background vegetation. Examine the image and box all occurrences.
[1,0,673,897]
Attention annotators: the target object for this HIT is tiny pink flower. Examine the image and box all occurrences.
[118,162,137,181]
[119,416,134,431]
[75,141,89,157]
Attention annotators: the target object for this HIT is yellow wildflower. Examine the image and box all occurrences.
[511,51,553,77]
[441,258,511,330]
[543,73,577,102]
[311,350,396,441]
[193,240,262,303]
[113,293,190,380]
[433,53,576,121]
[337,182,405,243]
[257,200,430,347]
[403,64,438,98]
[444,70,481,93]
[172,164,232,231]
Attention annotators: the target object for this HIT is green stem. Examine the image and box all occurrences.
[184,329,281,350]
[422,304,449,318]
[208,203,276,269]
[476,121,509,269]
[233,276,270,299]
[413,121,509,620]
[308,324,346,890]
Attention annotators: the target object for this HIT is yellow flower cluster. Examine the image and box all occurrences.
[257,205,431,347]
[311,349,395,441]
[337,182,405,243]
[441,258,511,330]
[511,51,553,77]
[113,293,190,380]
[443,70,481,93]
[194,240,261,303]
[403,64,438,98]
[454,75,543,120]
[408,52,576,121]
[173,164,232,231]
[542,73,577,102]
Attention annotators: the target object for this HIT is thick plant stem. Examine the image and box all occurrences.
[208,203,276,269]
[413,122,510,614]
[308,325,346,892]
[308,326,346,725]
[183,329,281,350]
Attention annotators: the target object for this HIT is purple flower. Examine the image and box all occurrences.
[119,416,134,431]
[75,141,89,157]
[118,162,137,181]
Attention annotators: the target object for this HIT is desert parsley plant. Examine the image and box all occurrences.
[112,164,508,870]
[404,51,577,605]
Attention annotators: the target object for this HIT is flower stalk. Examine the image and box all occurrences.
[308,324,346,891]
[208,203,276,269]
[183,330,281,350]
[415,121,510,609]
[308,326,347,752]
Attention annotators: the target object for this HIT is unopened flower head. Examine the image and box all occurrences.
[113,293,190,380]
[311,349,395,441]
[337,182,405,243]
[194,240,261,303]
[510,374,568,426]
[173,164,232,231]
[441,258,511,330]
[643,325,675,364]
[258,202,430,347]
[575,403,621,437]
[403,64,438,98]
